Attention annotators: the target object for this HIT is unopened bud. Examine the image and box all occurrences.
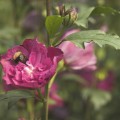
[70,8,78,22]
[63,7,78,26]
[58,4,65,16]
[56,4,78,26]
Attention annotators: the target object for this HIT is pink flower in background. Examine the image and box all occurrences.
[0,39,63,90]
[47,83,67,120]
[97,71,115,91]
[79,70,115,91]
[18,118,26,120]
[49,83,64,109]
[59,41,97,70]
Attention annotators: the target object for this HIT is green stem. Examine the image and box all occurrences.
[27,99,34,120]
[46,0,51,16]
[11,0,18,27]
[44,84,49,120]
[37,89,45,103]
[35,0,40,36]
[44,0,51,119]
[43,61,63,120]
[85,97,92,120]
[46,0,51,46]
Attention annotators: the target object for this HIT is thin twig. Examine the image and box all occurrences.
[44,84,49,120]
[46,0,51,46]
[44,0,51,120]
[46,0,51,16]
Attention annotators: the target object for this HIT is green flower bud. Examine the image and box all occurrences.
[70,8,78,22]
[56,4,78,26]
[63,8,78,26]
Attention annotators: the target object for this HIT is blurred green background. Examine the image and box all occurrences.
[0,0,120,120]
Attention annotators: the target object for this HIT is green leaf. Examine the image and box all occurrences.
[0,27,20,40]
[66,30,120,49]
[91,6,119,15]
[0,90,34,108]
[75,6,119,28]
[45,15,63,38]
[62,73,87,84]
[82,88,111,110]
[0,99,9,118]
[75,7,95,28]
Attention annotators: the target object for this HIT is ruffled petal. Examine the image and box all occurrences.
[59,41,97,70]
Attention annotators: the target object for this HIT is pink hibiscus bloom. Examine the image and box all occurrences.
[59,41,97,70]
[0,38,63,90]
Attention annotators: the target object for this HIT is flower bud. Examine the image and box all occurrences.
[58,4,65,16]
[55,4,78,26]
[70,8,78,23]
[63,8,78,26]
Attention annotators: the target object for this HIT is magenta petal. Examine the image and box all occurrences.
[22,38,46,53]
[22,38,39,52]
[26,39,47,66]
[47,47,63,62]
